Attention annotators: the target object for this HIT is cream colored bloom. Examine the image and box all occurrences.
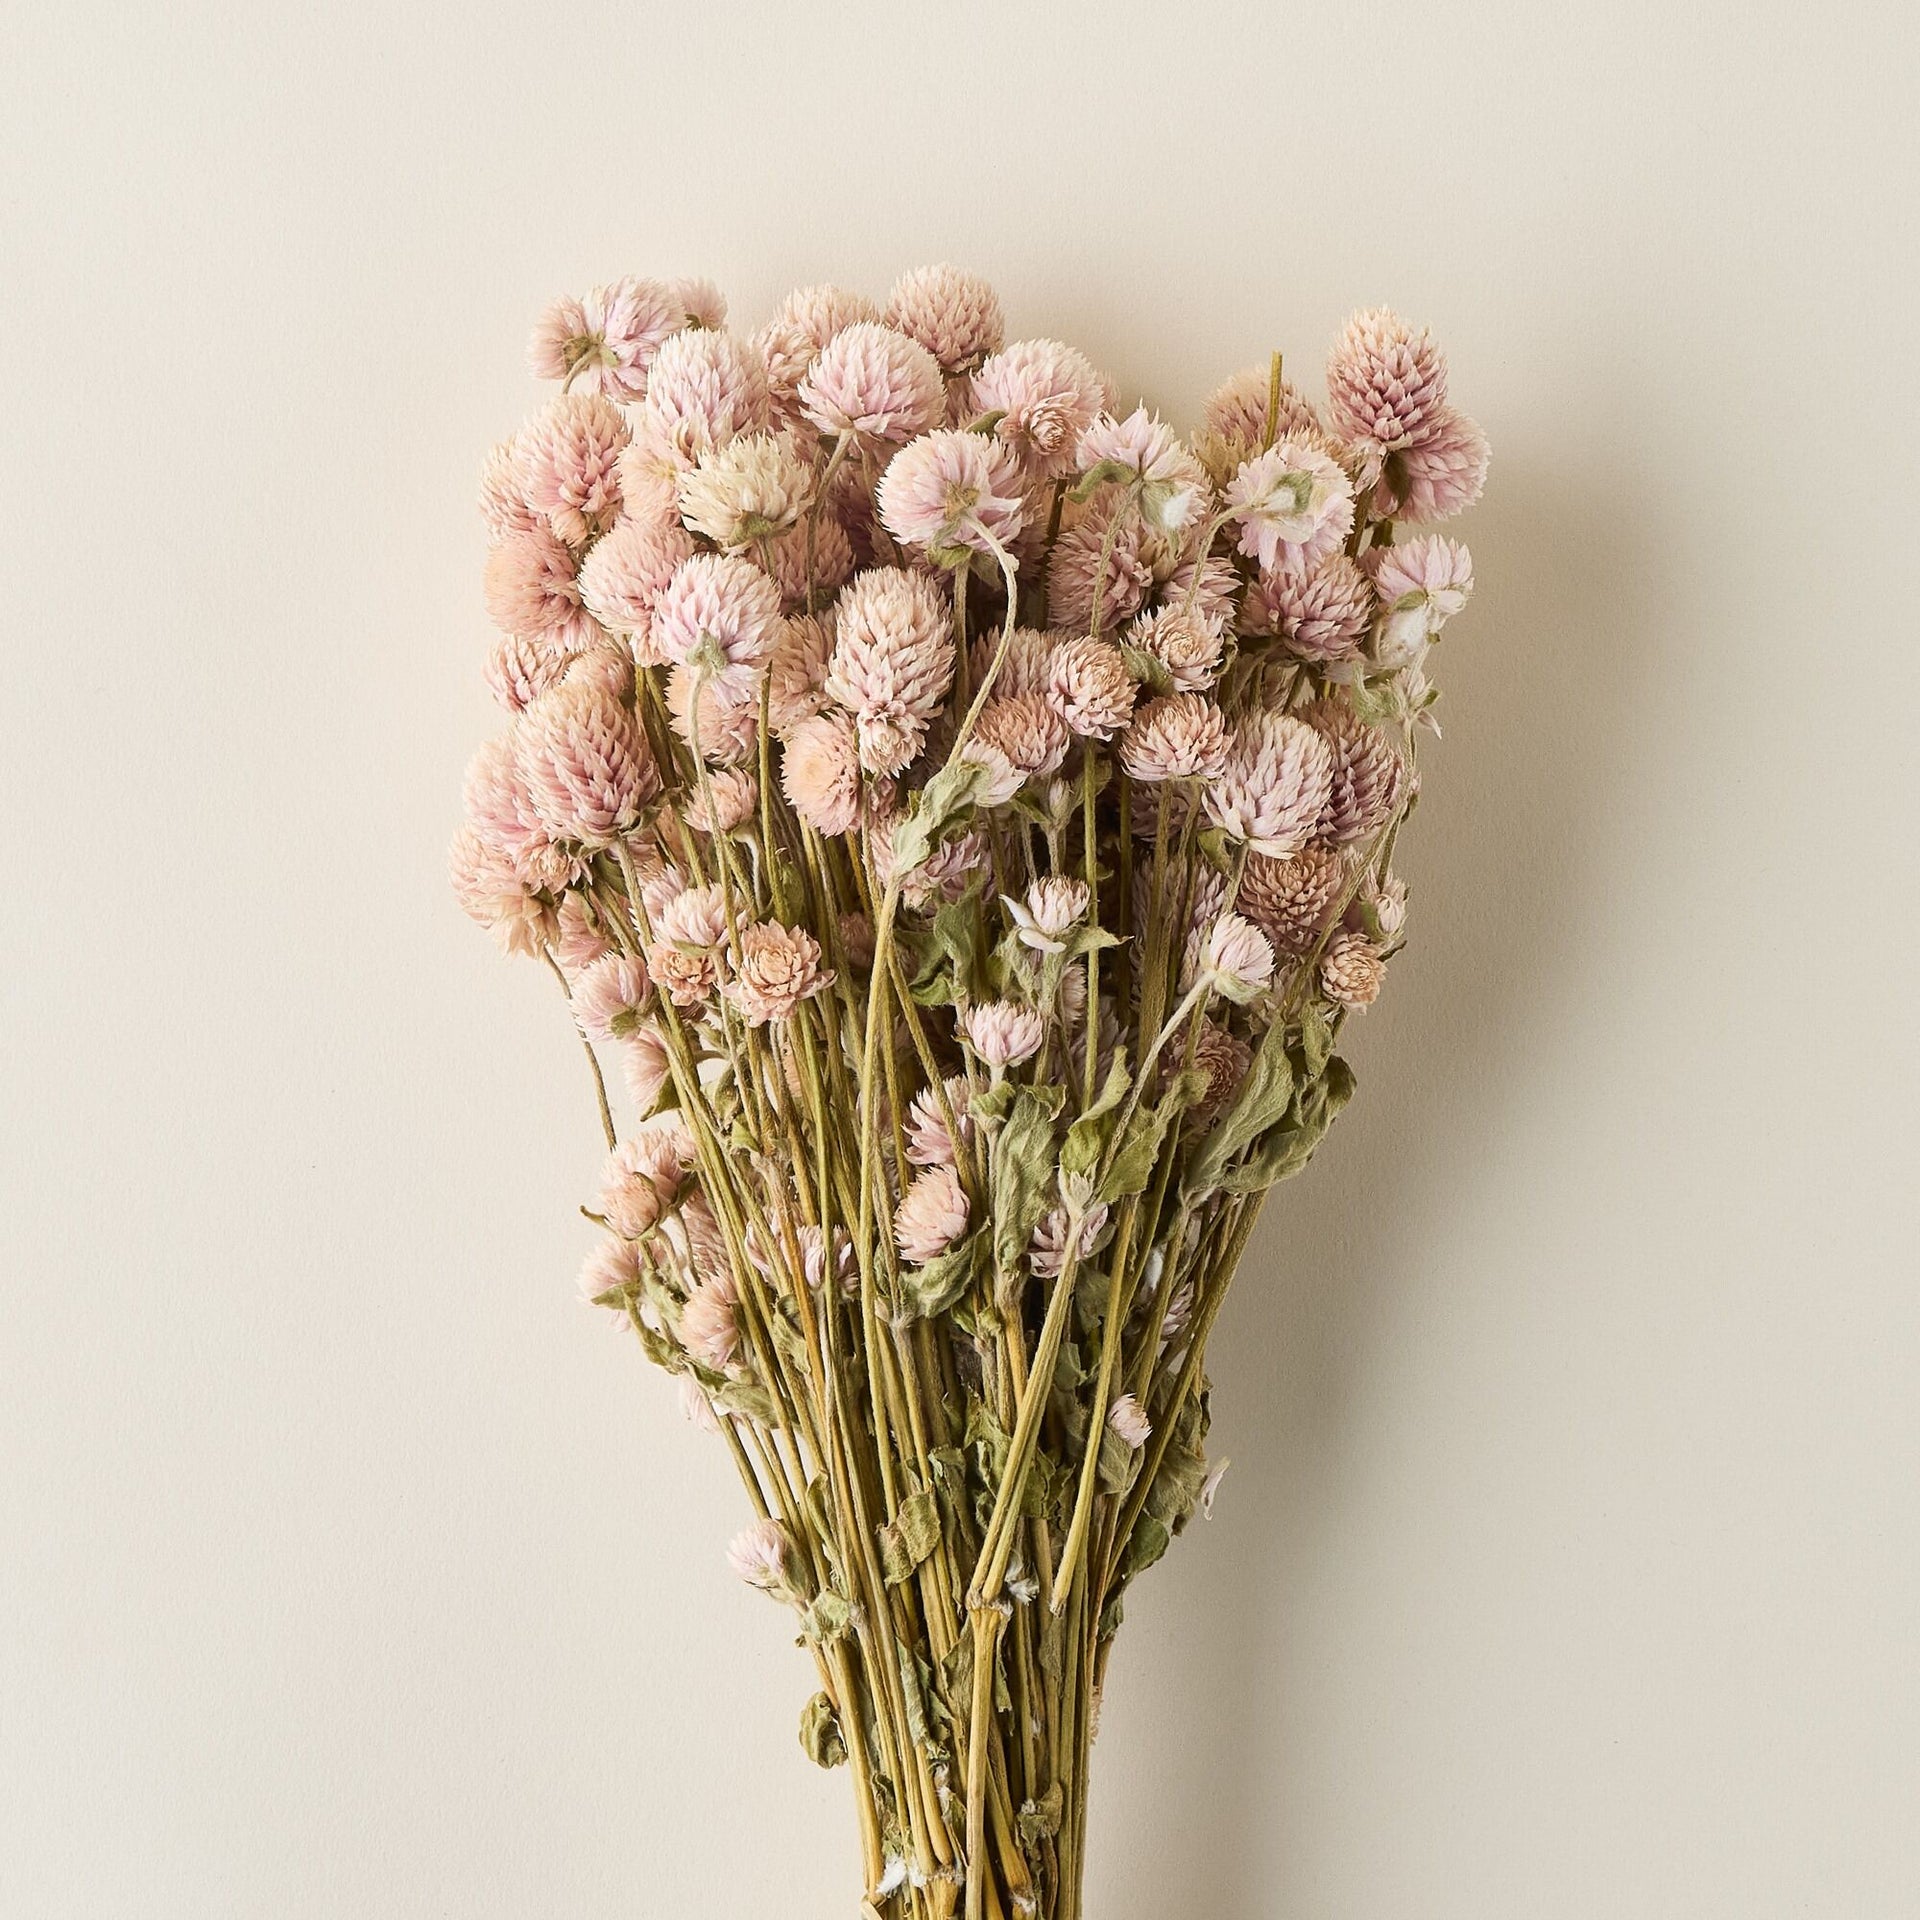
[677,432,815,548]
[726,1517,792,1592]
[1205,712,1336,859]
[962,1000,1046,1069]
[893,1165,969,1263]
[724,922,833,1025]
[1320,928,1386,1008]
[1107,1393,1152,1449]
[1007,877,1089,953]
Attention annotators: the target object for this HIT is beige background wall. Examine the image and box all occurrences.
[4,3,1916,1914]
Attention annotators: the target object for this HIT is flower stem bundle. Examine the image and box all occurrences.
[455,264,1487,1919]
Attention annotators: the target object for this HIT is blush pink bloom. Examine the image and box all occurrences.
[1006,876,1089,953]
[577,1236,641,1308]
[906,1074,973,1169]
[1226,438,1355,575]
[619,1023,673,1114]
[462,734,578,891]
[1239,844,1346,957]
[577,513,698,662]
[1326,307,1449,452]
[528,277,681,401]
[825,567,955,774]
[876,429,1027,562]
[648,883,730,1006]
[1377,408,1490,523]
[970,627,1059,699]
[667,276,727,330]
[448,826,553,957]
[780,710,865,836]
[1204,712,1336,859]
[685,766,758,835]
[681,1270,741,1370]
[969,339,1114,476]
[1366,534,1473,664]
[643,326,770,449]
[1107,1393,1152,1449]
[1249,553,1375,662]
[975,691,1070,778]
[799,322,945,448]
[1186,912,1276,1002]
[597,1139,667,1239]
[1196,365,1321,478]
[515,682,658,848]
[666,659,761,767]
[755,283,883,414]
[651,553,784,669]
[766,613,833,731]
[884,264,1006,375]
[1305,699,1408,845]
[677,432,814,549]
[726,1517,791,1592]
[573,950,651,1042]
[1047,491,1153,633]
[1047,635,1137,739]
[479,434,542,539]
[519,393,630,545]
[1320,928,1386,1009]
[893,1164,969,1263]
[1117,693,1229,783]
[962,1000,1046,1070]
[483,631,572,714]
[1126,605,1226,692]
[552,891,614,975]
[483,526,594,647]
[1074,407,1210,534]
[755,514,855,611]
[724,922,833,1025]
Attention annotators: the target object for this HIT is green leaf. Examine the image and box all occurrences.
[711,1378,780,1427]
[799,1691,848,1768]
[879,1489,942,1586]
[1118,644,1171,694]
[991,1085,1064,1278]
[1101,1075,1201,1202]
[1298,1003,1333,1080]
[1061,1049,1131,1178]
[1117,1514,1170,1581]
[899,1239,977,1319]
[887,758,992,875]
[1182,1019,1297,1200]
[908,880,986,1008]
[797,1589,853,1647]
[1018,1784,1064,1846]
[1211,1055,1357,1196]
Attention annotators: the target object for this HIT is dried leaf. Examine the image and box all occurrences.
[991,1085,1063,1277]
[1182,1020,1296,1200]
[879,1489,942,1586]
[799,1691,848,1768]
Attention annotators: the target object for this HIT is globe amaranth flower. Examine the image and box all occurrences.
[799,322,945,448]
[448,826,553,958]
[577,513,697,664]
[519,393,630,545]
[1046,635,1136,739]
[463,733,578,891]
[1320,928,1386,1008]
[651,552,784,671]
[643,326,770,450]
[1006,876,1089,953]
[765,613,832,731]
[572,951,651,1042]
[1074,407,1210,534]
[780,710,864,837]
[726,1517,793,1593]
[1226,438,1355,575]
[681,1270,741,1370]
[893,1164,970,1264]
[1125,605,1226,692]
[1047,490,1153,633]
[1028,1200,1111,1279]
[528,277,682,401]
[1107,1393,1152,1449]
[969,339,1114,476]
[876,429,1027,564]
[1193,364,1321,483]
[723,922,834,1026]
[906,1074,973,1169]
[1375,408,1489,523]
[1304,699,1407,844]
[1205,711,1336,859]
[480,433,542,539]
[1366,534,1474,665]
[961,1000,1046,1071]
[824,566,955,774]
[648,883,730,1005]
[1117,693,1228,783]
[677,432,815,549]
[1249,553,1375,664]
[514,681,658,848]
[684,766,758,836]
[974,692,1069,779]
[1238,844,1347,956]
[1326,307,1448,452]
[754,284,882,416]
[577,1236,641,1309]
[1186,912,1276,1003]
[620,1022,673,1115]
[482,633,571,716]
[885,264,1005,375]
[597,1135,675,1239]
[754,513,856,612]
[483,525,594,648]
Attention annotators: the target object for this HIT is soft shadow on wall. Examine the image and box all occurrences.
[1082,439,1668,1915]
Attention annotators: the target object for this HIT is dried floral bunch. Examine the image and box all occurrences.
[455,264,1486,1920]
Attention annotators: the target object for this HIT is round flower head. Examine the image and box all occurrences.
[1226,438,1355,576]
[1305,699,1407,844]
[1205,711,1336,859]
[1107,1393,1152,1449]
[755,513,855,611]
[1007,876,1089,953]
[1074,408,1210,534]
[483,631,572,714]
[780,710,864,836]
[952,737,1023,808]
[1028,1200,1111,1279]
[1362,869,1409,942]
[652,552,783,670]
[578,1236,641,1309]
[679,1269,740,1369]
[514,681,657,848]
[1118,693,1228,783]
[665,659,761,767]
[1326,308,1448,452]
[726,1517,792,1593]
[1182,1020,1253,1129]
[799,322,944,448]
[1161,547,1240,632]
[1239,843,1346,956]
[766,614,832,730]
[484,525,591,646]
[1194,364,1321,482]
[1187,911,1276,1003]
[519,393,629,545]
[755,283,883,413]
[1320,928,1386,1009]
[677,432,814,549]
[648,883,730,1006]
[1377,409,1489,523]
[975,692,1070,778]
[479,434,542,539]
[1367,535,1473,665]
[1250,553,1374,663]
[560,637,635,702]
[577,516,696,663]
[724,922,833,1025]
[573,950,651,1042]
[1047,491,1152,633]
[876,429,1027,563]
[969,339,1114,476]
[643,326,770,450]
[528,277,681,401]
[962,999,1046,1071]
[448,826,553,958]
[970,626,1059,699]
[667,276,727,330]
[462,733,579,892]
[885,264,1005,375]
[596,1139,668,1240]
[1046,635,1136,739]
[1125,605,1226,692]
[552,891,614,976]
[620,1022,673,1114]
[893,1164,970,1264]
[906,1074,973,1169]
[825,567,955,774]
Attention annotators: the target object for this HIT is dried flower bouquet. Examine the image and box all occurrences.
[454,264,1487,1919]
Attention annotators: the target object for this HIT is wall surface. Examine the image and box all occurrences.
[3,3,1916,1915]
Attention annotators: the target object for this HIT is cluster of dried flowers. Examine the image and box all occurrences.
[454,264,1485,1920]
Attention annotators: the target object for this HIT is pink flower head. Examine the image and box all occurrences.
[884,264,1006,375]
[969,339,1114,476]
[642,326,769,451]
[974,691,1070,779]
[681,1270,740,1369]
[479,434,542,539]
[648,883,729,1005]
[652,553,783,670]
[677,432,814,549]
[619,1023,673,1113]
[1125,605,1226,692]
[799,322,944,448]
[726,1517,791,1592]
[666,659,761,767]
[1320,927,1386,1009]
[1027,1200,1111,1279]
[513,683,658,849]
[448,826,553,958]
[1006,876,1089,953]
[755,514,855,612]
[1107,1393,1152,1449]
[458,731,579,899]
[552,891,614,975]
[1249,553,1374,663]
[755,283,883,414]
[1204,712,1336,859]
[667,276,727,331]
[519,393,630,545]
[1307,699,1407,845]
[596,1137,672,1240]
[1196,365,1321,477]
[1377,409,1489,523]
[577,513,698,661]
[906,1074,973,1169]
[483,525,592,646]
[1046,635,1137,739]
[1074,408,1210,534]
[1117,693,1229,783]
[766,613,832,731]
[685,766,758,835]
[1366,535,1473,664]
[483,631,572,714]
[578,1236,641,1308]
[876,429,1027,564]
[1326,308,1449,452]
[1187,911,1276,1003]
[573,950,651,1042]
[528,277,681,401]
[1226,438,1355,575]
[1047,491,1152,633]
[825,567,954,774]
[893,1164,970,1263]
[724,922,833,1025]
[780,710,864,837]
[961,999,1046,1071]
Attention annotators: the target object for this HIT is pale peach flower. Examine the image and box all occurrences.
[825,567,954,774]
[577,514,696,662]
[643,326,769,450]
[681,1270,742,1370]
[1205,712,1336,859]
[1226,438,1355,575]
[906,1074,973,1169]
[1074,408,1210,533]
[1006,876,1089,953]
[679,1374,722,1432]
[1028,1201,1110,1279]
[463,732,561,878]
[515,682,658,848]
[578,1236,641,1310]
[766,614,833,729]
[1047,491,1151,632]
[725,922,833,1025]
[1378,408,1489,523]
[1194,365,1321,481]
[685,766,758,835]
[573,950,651,1041]
[974,692,1069,778]
[1249,553,1374,663]
[876,429,1027,562]
[667,276,727,330]
[885,264,1005,375]
[1181,1020,1253,1128]
[1160,548,1240,631]
[677,432,814,548]
[1186,912,1275,1002]
[1367,535,1473,664]
[529,277,681,400]
[1320,928,1386,1008]
[1107,1393,1152,1448]
[952,737,1022,808]
[652,552,783,669]
[1047,635,1137,739]
[962,1000,1046,1070]
[780,710,864,836]
[559,638,635,701]
[969,339,1114,475]
[1326,308,1448,452]
[648,883,730,1005]
[1117,693,1228,783]
[1125,605,1225,692]
[755,514,855,611]
[755,284,882,413]
[970,627,1060,699]
[1239,844,1346,956]
[799,322,944,448]
[726,1516,791,1592]
[619,1023,673,1113]
[597,1139,666,1239]
[552,891,614,975]
[893,1164,969,1263]
[448,826,553,957]
[519,393,629,545]
[1306,699,1407,844]
[479,434,542,539]
[484,526,591,645]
